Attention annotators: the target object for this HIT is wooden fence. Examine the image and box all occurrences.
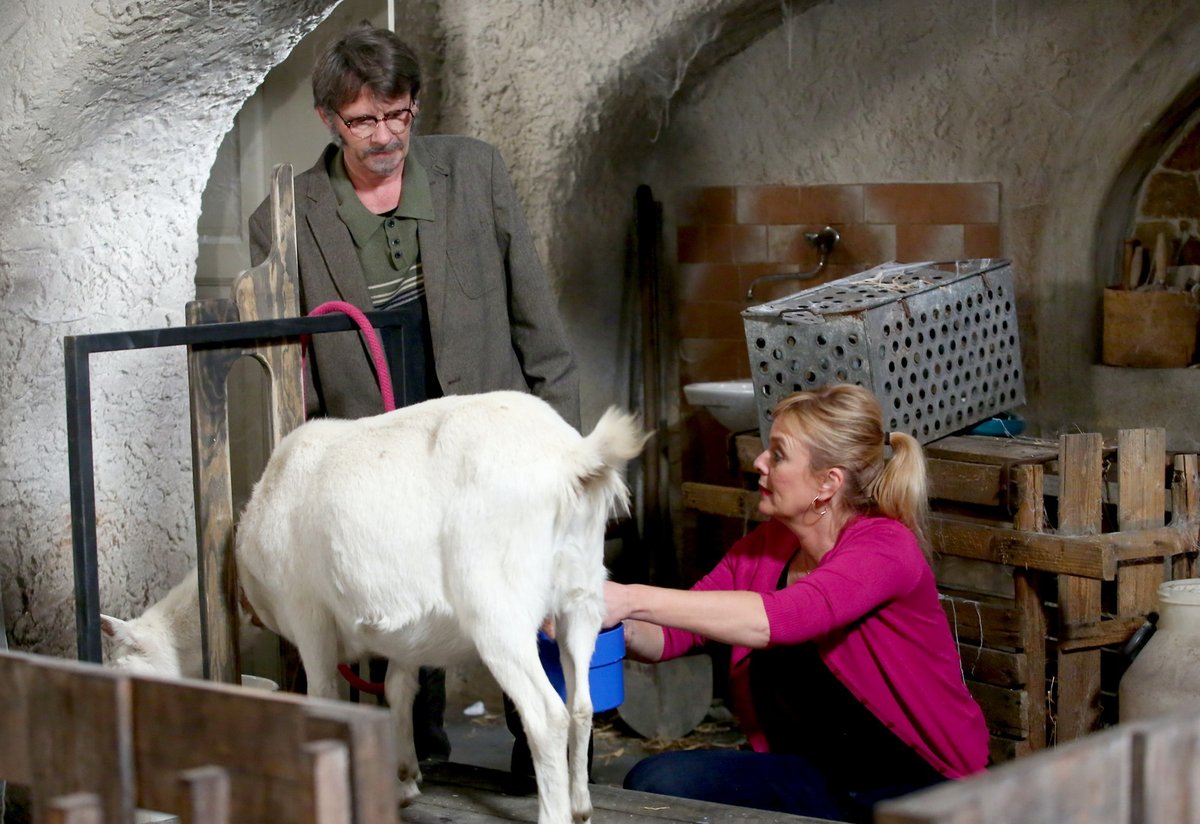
[0,649,397,824]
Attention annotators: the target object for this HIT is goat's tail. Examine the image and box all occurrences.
[575,407,649,517]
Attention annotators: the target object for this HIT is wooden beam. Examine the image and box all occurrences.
[1057,615,1149,652]
[681,483,1187,578]
[928,458,1004,506]
[1055,432,1105,743]
[1013,463,1048,751]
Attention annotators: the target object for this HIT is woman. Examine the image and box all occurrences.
[604,384,989,822]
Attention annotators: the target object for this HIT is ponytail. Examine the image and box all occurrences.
[870,431,931,558]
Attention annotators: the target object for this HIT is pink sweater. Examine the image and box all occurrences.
[659,516,989,779]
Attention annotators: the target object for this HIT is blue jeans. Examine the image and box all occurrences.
[623,749,943,823]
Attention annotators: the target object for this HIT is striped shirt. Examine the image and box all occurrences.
[328,149,434,308]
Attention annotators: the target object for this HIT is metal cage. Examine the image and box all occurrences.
[742,259,1025,443]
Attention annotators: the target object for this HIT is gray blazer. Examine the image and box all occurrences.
[249,136,580,428]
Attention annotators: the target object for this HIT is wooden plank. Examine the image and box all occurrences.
[877,719,1141,823]
[928,458,1003,506]
[0,649,32,784]
[305,705,399,824]
[957,645,1027,688]
[1013,464,1047,751]
[681,483,1189,576]
[0,651,136,824]
[1058,615,1147,652]
[965,681,1028,739]
[930,516,1117,579]
[1117,429,1167,532]
[177,766,231,824]
[941,591,1024,649]
[1117,430,1169,623]
[923,435,1061,466]
[305,740,353,824]
[1171,453,1200,579]
[987,735,1022,765]
[45,794,104,824]
[1109,527,1192,562]
[1055,432,1105,744]
[1140,713,1200,822]
[189,164,307,686]
[132,677,314,824]
[681,483,766,523]
[934,555,1014,599]
[734,433,763,473]
[187,297,243,685]
[411,762,832,823]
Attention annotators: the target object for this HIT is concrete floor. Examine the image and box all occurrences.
[443,701,650,788]
[441,694,746,789]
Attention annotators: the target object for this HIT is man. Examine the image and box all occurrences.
[249,21,579,425]
[248,21,580,772]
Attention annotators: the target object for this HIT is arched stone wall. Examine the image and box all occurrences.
[0,1,342,654]
[1035,3,1200,439]
[0,0,776,656]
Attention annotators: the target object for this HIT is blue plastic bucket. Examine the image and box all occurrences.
[537,624,625,711]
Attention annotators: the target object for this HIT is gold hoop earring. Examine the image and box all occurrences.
[810,494,829,520]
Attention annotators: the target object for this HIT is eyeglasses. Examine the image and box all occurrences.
[337,107,417,139]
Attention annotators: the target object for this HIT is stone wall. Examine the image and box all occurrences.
[4,0,1200,658]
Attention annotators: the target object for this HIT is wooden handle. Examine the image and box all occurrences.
[1128,247,1144,290]
[1151,232,1170,286]
[1122,238,1139,290]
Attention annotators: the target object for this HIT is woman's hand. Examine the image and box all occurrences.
[604,581,664,661]
[603,581,629,628]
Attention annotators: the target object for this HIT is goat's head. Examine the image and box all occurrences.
[100,612,186,677]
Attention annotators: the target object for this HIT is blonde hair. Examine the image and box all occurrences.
[772,384,931,556]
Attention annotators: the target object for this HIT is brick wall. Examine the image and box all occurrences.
[676,182,1003,388]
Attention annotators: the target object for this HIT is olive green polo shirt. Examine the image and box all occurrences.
[328,149,434,308]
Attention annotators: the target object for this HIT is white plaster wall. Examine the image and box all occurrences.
[0,0,341,655]
[428,0,777,420]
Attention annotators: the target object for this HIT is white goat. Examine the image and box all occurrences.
[105,391,643,824]
[101,567,204,678]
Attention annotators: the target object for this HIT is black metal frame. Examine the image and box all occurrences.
[65,311,407,663]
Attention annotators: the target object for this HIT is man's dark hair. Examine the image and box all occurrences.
[312,21,421,113]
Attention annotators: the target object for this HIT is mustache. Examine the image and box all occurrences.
[364,140,405,156]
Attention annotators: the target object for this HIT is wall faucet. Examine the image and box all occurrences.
[745,225,841,301]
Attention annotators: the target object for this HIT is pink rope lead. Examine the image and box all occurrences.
[304,300,397,413]
[303,301,395,696]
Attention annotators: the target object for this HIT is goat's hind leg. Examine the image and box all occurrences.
[556,610,601,824]
[384,662,423,805]
[473,628,573,824]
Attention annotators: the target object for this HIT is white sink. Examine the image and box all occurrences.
[683,380,759,432]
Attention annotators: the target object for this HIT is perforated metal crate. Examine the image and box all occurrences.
[742,259,1025,443]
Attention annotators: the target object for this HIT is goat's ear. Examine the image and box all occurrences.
[100,614,139,648]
